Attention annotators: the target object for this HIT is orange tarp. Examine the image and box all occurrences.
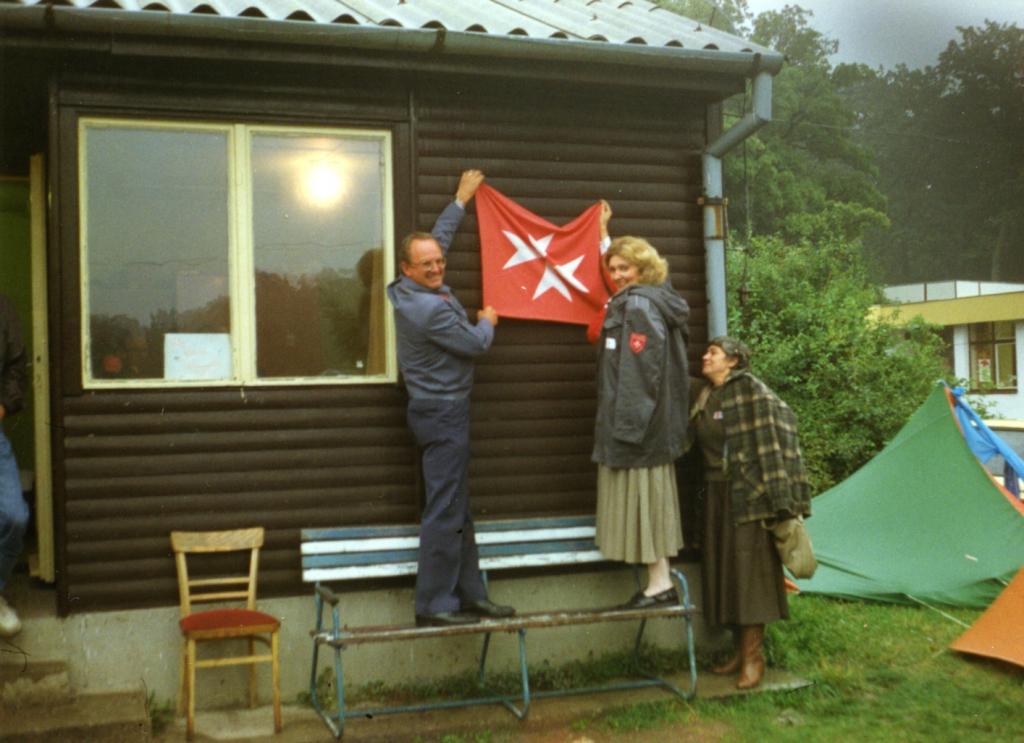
[950,566,1024,667]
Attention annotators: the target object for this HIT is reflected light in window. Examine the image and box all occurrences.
[302,160,345,207]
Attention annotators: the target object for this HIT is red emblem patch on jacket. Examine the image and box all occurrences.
[629,332,647,353]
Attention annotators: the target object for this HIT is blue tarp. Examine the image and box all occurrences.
[950,387,1024,498]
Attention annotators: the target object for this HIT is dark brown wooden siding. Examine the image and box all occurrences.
[53,64,709,613]
[60,387,417,608]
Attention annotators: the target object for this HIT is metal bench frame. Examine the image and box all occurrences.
[303,516,698,739]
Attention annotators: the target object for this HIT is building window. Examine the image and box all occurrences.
[968,321,1017,392]
[939,326,955,373]
[79,119,394,388]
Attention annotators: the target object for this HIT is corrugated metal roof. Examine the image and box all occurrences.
[10,0,772,55]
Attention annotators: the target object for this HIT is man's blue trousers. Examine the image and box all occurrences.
[406,397,486,615]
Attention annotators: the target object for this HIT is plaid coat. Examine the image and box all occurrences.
[719,371,812,525]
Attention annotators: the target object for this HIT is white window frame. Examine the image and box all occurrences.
[78,117,396,389]
[968,320,1017,393]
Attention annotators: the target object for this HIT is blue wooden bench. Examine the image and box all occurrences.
[302,515,697,739]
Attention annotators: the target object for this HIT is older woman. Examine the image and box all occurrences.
[592,227,690,609]
[689,337,811,689]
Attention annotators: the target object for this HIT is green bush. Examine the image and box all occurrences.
[726,214,948,492]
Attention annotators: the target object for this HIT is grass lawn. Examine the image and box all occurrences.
[313,593,1023,742]
[585,594,1024,742]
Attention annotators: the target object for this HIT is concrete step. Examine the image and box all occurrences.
[0,688,151,742]
[0,658,72,708]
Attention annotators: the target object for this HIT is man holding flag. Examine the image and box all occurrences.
[387,170,515,627]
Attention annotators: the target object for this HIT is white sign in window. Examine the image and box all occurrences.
[164,333,232,381]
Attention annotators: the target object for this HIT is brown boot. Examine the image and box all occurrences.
[736,624,765,689]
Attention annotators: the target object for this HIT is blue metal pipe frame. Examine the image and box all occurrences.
[308,568,698,739]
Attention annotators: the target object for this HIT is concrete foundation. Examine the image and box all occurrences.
[4,561,722,712]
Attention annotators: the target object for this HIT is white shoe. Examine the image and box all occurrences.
[0,595,21,637]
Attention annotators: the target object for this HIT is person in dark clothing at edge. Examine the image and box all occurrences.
[387,169,515,627]
[0,293,29,637]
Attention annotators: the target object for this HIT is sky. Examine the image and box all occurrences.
[743,0,1024,69]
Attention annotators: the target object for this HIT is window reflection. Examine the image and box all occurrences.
[80,121,392,386]
[84,126,230,381]
[250,133,386,378]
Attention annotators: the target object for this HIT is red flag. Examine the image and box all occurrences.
[476,184,610,328]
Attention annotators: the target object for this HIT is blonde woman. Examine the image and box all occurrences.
[592,231,690,609]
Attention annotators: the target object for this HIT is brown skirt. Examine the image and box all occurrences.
[595,463,684,564]
[702,477,788,627]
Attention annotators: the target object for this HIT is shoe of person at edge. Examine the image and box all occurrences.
[618,587,679,610]
[414,611,481,627]
[462,598,516,618]
[0,596,21,637]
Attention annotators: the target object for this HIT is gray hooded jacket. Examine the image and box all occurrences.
[592,283,689,469]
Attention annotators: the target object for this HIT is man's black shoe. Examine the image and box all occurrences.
[462,598,516,618]
[617,587,679,610]
[415,612,481,627]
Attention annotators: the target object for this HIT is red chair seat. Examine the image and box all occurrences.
[180,608,279,633]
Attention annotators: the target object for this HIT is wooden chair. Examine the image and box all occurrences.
[171,527,282,739]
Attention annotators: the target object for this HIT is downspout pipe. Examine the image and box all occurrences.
[702,67,775,338]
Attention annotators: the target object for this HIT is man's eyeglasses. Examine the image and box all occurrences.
[409,258,446,270]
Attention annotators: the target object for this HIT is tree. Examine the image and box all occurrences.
[848,21,1024,283]
[653,4,886,244]
[723,6,887,242]
[727,207,948,492]
[654,0,750,34]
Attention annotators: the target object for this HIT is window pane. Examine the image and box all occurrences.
[250,132,387,378]
[995,341,1017,389]
[939,326,955,372]
[83,125,231,381]
[969,323,993,342]
[971,344,994,388]
[994,321,1015,340]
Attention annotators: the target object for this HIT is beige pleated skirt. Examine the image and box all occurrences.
[595,463,684,564]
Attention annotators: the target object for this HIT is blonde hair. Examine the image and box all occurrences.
[604,236,668,285]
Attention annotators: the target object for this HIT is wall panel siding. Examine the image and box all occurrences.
[56,69,709,612]
[59,387,417,608]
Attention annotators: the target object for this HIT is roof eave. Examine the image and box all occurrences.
[0,6,783,79]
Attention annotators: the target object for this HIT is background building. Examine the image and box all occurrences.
[881,281,1024,418]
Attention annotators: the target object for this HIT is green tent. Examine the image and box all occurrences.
[797,383,1024,608]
